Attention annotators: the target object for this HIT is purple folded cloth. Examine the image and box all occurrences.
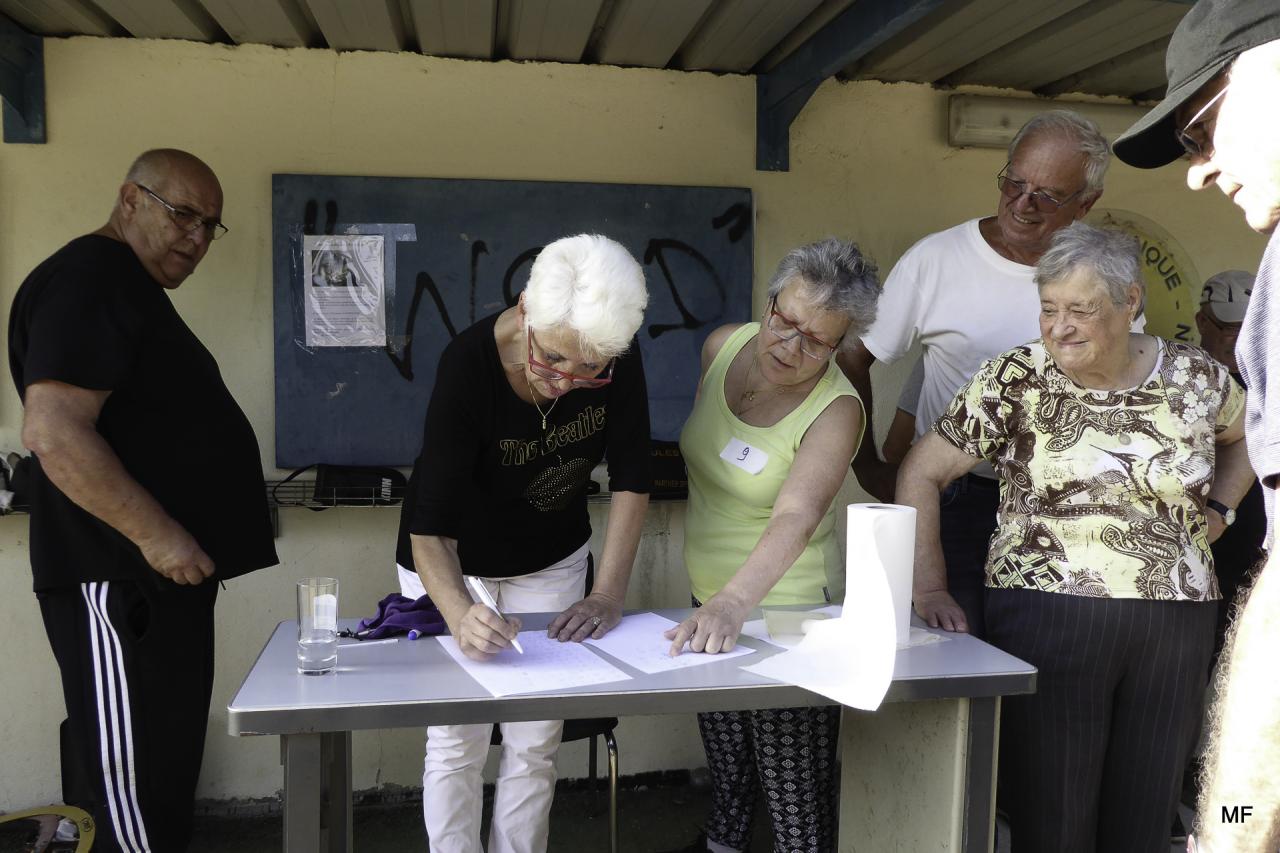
[349,593,445,640]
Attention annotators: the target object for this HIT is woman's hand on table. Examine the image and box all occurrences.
[548,591,622,642]
[456,602,523,661]
[664,596,750,656]
[914,589,969,633]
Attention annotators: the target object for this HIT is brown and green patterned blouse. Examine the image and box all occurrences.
[934,338,1244,601]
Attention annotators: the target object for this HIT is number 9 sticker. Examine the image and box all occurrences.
[720,437,769,474]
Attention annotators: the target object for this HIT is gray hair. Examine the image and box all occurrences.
[1034,222,1143,305]
[523,234,648,359]
[766,237,881,347]
[1009,110,1110,197]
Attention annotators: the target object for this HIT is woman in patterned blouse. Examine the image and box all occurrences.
[897,222,1255,853]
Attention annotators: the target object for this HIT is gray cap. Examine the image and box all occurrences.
[1112,0,1280,169]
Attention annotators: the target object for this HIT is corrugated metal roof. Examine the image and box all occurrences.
[0,0,1194,154]
[0,0,1193,99]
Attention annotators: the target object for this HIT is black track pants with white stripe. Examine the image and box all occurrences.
[38,578,218,853]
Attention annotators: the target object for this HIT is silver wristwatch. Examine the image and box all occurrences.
[1206,498,1236,526]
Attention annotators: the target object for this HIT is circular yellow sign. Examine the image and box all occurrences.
[1085,208,1201,345]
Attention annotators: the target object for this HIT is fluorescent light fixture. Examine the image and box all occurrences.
[948,94,1150,149]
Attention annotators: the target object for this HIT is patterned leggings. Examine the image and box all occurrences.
[696,705,840,852]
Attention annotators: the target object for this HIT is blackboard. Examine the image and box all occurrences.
[272,175,753,467]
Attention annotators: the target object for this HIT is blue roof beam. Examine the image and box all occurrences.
[756,0,948,171]
[0,12,45,144]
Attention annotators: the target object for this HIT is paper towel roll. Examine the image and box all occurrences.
[846,503,916,649]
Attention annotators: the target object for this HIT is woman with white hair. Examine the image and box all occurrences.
[898,222,1254,851]
[396,233,651,853]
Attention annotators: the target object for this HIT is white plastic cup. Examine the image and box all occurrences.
[297,577,339,675]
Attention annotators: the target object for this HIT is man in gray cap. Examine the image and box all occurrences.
[1198,269,1253,376]
[1114,3,1280,850]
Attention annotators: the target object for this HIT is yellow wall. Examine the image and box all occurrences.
[0,36,1267,808]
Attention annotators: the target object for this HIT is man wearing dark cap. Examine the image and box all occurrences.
[9,149,278,851]
[1114,2,1280,850]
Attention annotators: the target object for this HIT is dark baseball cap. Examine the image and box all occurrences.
[1112,0,1280,169]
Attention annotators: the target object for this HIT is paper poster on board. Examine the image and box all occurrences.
[303,234,386,347]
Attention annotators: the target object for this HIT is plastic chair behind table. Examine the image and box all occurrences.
[0,804,95,852]
[488,555,620,853]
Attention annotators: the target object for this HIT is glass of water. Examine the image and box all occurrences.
[297,577,339,675]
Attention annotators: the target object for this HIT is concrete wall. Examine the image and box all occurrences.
[0,36,1266,808]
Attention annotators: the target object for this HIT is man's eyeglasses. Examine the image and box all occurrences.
[136,184,228,240]
[1176,84,1230,159]
[527,328,614,389]
[996,166,1085,212]
[765,297,842,360]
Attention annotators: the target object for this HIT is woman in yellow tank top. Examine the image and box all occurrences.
[663,238,881,853]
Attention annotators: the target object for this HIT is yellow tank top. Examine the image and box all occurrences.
[678,323,863,605]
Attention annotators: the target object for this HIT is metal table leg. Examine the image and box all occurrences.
[323,731,353,853]
[281,731,353,853]
[961,696,1000,853]
[283,734,322,853]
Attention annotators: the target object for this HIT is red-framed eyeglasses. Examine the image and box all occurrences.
[526,328,615,389]
[765,297,842,360]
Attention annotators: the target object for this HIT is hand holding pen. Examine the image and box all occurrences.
[459,575,525,658]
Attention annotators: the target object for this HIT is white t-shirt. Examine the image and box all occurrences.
[864,219,1043,442]
[863,218,1143,476]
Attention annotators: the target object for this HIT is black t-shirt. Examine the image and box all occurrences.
[9,235,279,591]
[398,312,650,577]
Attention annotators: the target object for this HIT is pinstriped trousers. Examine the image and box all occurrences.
[985,587,1216,853]
[38,578,218,853]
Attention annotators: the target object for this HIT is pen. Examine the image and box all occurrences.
[337,637,398,647]
[466,576,525,654]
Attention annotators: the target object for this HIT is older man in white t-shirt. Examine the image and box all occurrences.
[839,110,1115,639]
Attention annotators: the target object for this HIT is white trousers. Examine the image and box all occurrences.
[397,543,590,853]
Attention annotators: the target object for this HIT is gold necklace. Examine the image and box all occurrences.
[525,370,559,430]
[740,357,781,403]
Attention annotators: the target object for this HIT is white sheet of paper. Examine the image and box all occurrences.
[585,611,757,674]
[436,631,630,697]
[741,605,843,649]
[743,504,913,711]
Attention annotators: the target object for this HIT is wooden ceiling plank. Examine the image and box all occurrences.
[0,0,118,35]
[1036,36,1167,96]
[91,0,222,39]
[941,0,1186,91]
[1018,7,1183,90]
[678,0,826,73]
[507,0,603,63]
[201,0,316,46]
[409,0,494,59]
[754,0,855,74]
[304,0,406,52]
[1080,63,1170,99]
[594,0,711,68]
[853,0,1091,83]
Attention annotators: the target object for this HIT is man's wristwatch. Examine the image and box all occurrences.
[1206,498,1237,526]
